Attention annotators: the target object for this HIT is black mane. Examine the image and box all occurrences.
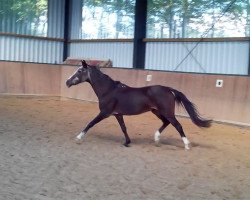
[91,66,127,88]
[91,66,114,81]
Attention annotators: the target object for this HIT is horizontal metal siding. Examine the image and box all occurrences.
[0,36,63,64]
[69,42,134,68]
[145,41,249,75]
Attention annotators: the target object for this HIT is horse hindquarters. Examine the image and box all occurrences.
[148,86,176,117]
[149,86,190,149]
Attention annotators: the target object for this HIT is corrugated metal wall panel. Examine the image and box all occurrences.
[0,0,48,36]
[0,0,65,64]
[70,0,83,39]
[69,42,134,68]
[1,0,249,75]
[47,0,65,38]
[145,41,249,75]
[0,36,63,64]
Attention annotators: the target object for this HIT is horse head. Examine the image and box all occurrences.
[66,60,90,87]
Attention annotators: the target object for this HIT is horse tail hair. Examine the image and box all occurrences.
[171,89,212,128]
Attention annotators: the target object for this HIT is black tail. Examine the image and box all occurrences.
[171,89,212,128]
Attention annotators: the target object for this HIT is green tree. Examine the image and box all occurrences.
[246,0,250,36]
[0,0,47,35]
[147,0,249,38]
[148,0,179,37]
[82,0,134,38]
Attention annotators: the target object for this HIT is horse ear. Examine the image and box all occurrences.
[81,60,88,68]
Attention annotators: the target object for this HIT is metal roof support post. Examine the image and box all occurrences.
[63,0,70,62]
[132,0,147,69]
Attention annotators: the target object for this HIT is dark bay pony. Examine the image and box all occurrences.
[66,60,212,150]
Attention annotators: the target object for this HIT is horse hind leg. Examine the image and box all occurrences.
[166,117,190,150]
[151,109,170,146]
[154,121,170,146]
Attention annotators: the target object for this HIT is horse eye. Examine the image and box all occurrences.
[78,70,82,73]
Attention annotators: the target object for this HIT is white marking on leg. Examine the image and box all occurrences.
[182,137,190,150]
[76,131,85,140]
[154,130,161,142]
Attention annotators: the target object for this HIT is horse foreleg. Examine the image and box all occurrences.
[115,115,131,147]
[76,112,109,142]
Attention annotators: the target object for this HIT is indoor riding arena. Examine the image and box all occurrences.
[0,1,250,200]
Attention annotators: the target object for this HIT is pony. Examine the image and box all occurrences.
[66,60,212,150]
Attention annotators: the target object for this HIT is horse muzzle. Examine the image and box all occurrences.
[66,77,80,88]
[66,79,73,88]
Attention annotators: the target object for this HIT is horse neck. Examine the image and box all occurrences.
[88,69,115,99]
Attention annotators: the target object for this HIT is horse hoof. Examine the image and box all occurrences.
[74,137,84,144]
[123,143,130,147]
[185,145,190,150]
[154,141,161,147]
